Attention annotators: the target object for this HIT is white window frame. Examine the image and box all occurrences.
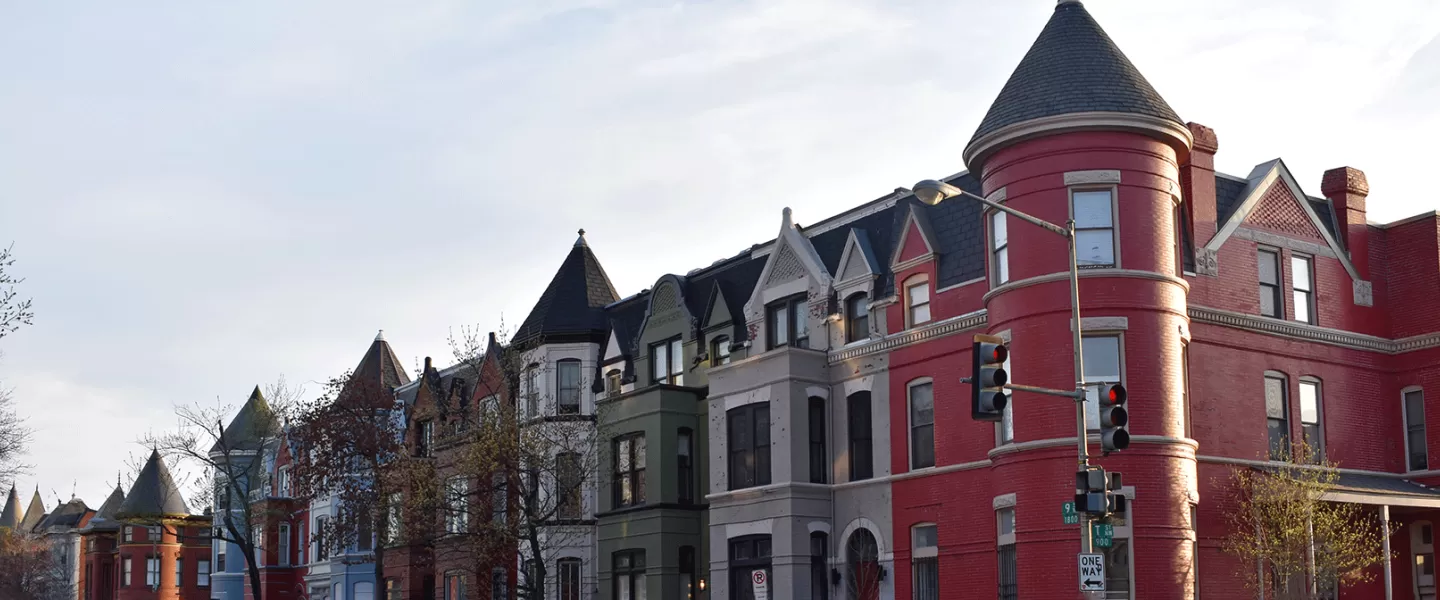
[197,559,210,587]
[123,556,132,587]
[1082,333,1125,431]
[1070,186,1120,269]
[447,476,469,534]
[905,276,932,327]
[912,522,939,600]
[907,378,936,470]
[278,522,291,567]
[1291,253,1316,324]
[1405,386,1428,472]
[995,330,1014,446]
[1258,247,1283,319]
[1299,377,1324,461]
[997,504,1017,600]
[990,209,1010,285]
[146,556,160,587]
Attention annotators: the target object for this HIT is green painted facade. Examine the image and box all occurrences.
[596,275,724,600]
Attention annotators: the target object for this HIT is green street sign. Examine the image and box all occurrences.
[1062,501,1079,525]
[1092,523,1114,548]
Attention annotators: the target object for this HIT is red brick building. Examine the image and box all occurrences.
[80,450,212,600]
[878,2,1440,599]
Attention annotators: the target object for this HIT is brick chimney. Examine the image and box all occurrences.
[1181,122,1220,246]
[1321,166,1370,280]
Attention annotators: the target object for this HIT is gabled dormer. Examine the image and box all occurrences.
[890,203,941,331]
[744,208,833,352]
[635,274,697,388]
[834,228,883,345]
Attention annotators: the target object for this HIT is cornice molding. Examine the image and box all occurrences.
[964,111,1194,173]
[983,269,1189,304]
[828,310,987,364]
[1188,305,1440,355]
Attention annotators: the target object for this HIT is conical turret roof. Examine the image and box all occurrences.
[513,230,620,346]
[211,386,281,453]
[0,486,21,529]
[116,450,190,519]
[19,487,45,531]
[82,485,126,532]
[966,1,1183,164]
[350,331,411,391]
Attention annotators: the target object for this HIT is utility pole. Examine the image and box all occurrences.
[914,180,1130,596]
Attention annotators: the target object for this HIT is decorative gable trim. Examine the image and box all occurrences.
[890,204,939,271]
[744,208,833,320]
[634,274,693,346]
[1205,159,1360,282]
[835,229,881,288]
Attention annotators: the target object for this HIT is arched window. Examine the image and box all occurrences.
[845,293,869,343]
[810,532,830,600]
[846,529,880,600]
[605,369,622,398]
[1264,372,1289,460]
[711,335,732,366]
[353,582,374,600]
[558,558,582,600]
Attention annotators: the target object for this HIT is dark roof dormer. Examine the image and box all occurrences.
[964,0,1190,171]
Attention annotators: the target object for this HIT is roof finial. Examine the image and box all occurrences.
[782,207,793,229]
[575,228,587,247]
[375,329,385,342]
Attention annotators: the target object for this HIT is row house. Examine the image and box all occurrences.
[203,2,1440,599]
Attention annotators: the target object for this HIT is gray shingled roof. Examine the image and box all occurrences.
[211,386,281,453]
[1332,473,1440,500]
[81,485,127,532]
[349,331,412,392]
[116,450,190,519]
[19,488,45,531]
[513,232,620,346]
[0,486,21,529]
[36,498,90,532]
[969,1,1182,145]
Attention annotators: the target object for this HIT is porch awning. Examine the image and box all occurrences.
[1322,473,1440,508]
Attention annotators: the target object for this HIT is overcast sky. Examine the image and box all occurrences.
[2,0,1437,509]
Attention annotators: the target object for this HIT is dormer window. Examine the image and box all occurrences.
[650,337,683,386]
[845,293,870,343]
[766,296,807,349]
[416,421,434,458]
[711,336,732,366]
[906,278,931,327]
[605,369,622,398]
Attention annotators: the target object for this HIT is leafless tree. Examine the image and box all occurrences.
[0,528,69,600]
[0,244,34,488]
[288,369,408,589]
[140,376,299,600]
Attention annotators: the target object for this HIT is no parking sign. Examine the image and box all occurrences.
[751,569,768,600]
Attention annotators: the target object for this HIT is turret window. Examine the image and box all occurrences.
[991,210,1010,285]
[1072,189,1116,268]
[557,359,581,414]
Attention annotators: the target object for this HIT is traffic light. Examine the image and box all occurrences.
[1107,471,1127,517]
[1098,383,1129,452]
[971,334,1009,422]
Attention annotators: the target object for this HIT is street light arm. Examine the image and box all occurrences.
[912,179,1070,238]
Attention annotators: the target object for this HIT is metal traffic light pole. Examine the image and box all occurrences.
[912,180,1094,556]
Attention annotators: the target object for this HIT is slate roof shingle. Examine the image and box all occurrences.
[969,1,1182,146]
[514,233,621,346]
[116,450,191,519]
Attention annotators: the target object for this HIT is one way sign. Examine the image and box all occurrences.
[1078,553,1105,592]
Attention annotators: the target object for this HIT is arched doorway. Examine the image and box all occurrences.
[846,529,881,600]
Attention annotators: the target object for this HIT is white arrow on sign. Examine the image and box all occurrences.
[1078,552,1106,592]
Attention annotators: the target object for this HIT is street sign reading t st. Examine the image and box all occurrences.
[1078,553,1105,592]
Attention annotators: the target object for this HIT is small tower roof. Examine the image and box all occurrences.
[967,1,1182,159]
[211,386,281,453]
[81,485,127,532]
[116,450,190,519]
[513,232,620,346]
[0,486,21,529]
[19,487,46,531]
[349,332,412,392]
